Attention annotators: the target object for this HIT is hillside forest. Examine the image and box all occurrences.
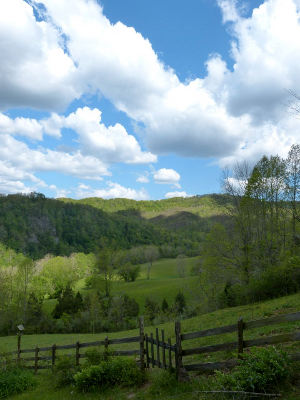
[0,144,299,336]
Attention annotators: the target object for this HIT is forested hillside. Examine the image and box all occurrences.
[0,193,227,259]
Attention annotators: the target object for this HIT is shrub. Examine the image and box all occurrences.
[216,347,291,393]
[0,366,36,397]
[53,356,80,387]
[84,348,113,365]
[74,358,144,392]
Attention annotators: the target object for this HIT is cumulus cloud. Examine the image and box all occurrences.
[0,134,109,192]
[153,168,181,187]
[25,0,298,164]
[0,112,61,140]
[0,0,79,110]
[220,0,300,124]
[1,0,299,196]
[165,191,192,198]
[59,107,156,164]
[76,182,149,200]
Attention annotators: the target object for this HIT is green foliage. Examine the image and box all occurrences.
[52,286,84,319]
[216,347,291,393]
[84,348,113,366]
[174,291,186,314]
[118,263,140,282]
[218,257,300,307]
[148,369,177,396]
[144,298,160,323]
[0,366,36,398]
[0,193,209,260]
[161,298,169,313]
[74,358,144,392]
[52,356,81,387]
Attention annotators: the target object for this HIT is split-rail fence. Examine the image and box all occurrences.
[1,311,300,380]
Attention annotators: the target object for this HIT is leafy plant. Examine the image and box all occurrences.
[0,366,36,397]
[84,347,113,365]
[74,358,144,392]
[52,356,81,387]
[216,346,291,393]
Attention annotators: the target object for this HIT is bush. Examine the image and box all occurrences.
[216,347,291,393]
[84,348,113,365]
[74,358,144,392]
[53,356,81,387]
[0,366,36,397]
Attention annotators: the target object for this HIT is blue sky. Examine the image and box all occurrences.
[0,0,299,200]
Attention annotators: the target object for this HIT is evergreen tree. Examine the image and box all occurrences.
[161,298,169,313]
[174,292,186,314]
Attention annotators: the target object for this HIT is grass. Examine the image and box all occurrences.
[1,293,299,355]
[44,257,201,315]
[2,293,300,400]
[110,257,200,309]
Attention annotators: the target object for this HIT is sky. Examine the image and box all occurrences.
[0,0,299,200]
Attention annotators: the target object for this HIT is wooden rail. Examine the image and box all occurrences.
[1,318,144,374]
[180,311,300,375]
[1,311,299,379]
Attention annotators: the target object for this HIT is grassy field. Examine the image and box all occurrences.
[46,257,201,315]
[111,257,200,309]
[2,292,300,399]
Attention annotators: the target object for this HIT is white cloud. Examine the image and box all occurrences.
[0,112,61,140]
[1,0,299,178]
[0,134,109,189]
[0,0,79,110]
[221,0,300,124]
[165,191,191,198]
[153,168,181,187]
[60,107,156,164]
[136,175,149,183]
[76,182,149,200]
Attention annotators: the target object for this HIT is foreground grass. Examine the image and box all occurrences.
[5,363,300,400]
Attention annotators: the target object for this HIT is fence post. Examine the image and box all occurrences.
[150,333,154,367]
[17,333,21,364]
[76,341,80,366]
[175,321,183,380]
[156,328,160,368]
[161,329,166,369]
[139,317,145,372]
[51,344,56,371]
[145,334,150,368]
[104,336,109,360]
[168,338,172,369]
[238,317,244,358]
[34,346,39,374]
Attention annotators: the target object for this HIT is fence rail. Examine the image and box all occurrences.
[1,319,144,373]
[180,311,300,375]
[1,311,300,379]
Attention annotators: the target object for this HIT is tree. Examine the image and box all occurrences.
[176,254,187,277]
[144,297,160,323]
[52,286,83,319]
[118,263,140,282]
[144,245,159,280]
[174,292,186,314]
[161,298,169,313]
[94,244,119,297]
[285,144,300,250]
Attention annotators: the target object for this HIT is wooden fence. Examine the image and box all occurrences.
[1,318,145,374]
[1,312,300,380]
[144,311,300,380]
